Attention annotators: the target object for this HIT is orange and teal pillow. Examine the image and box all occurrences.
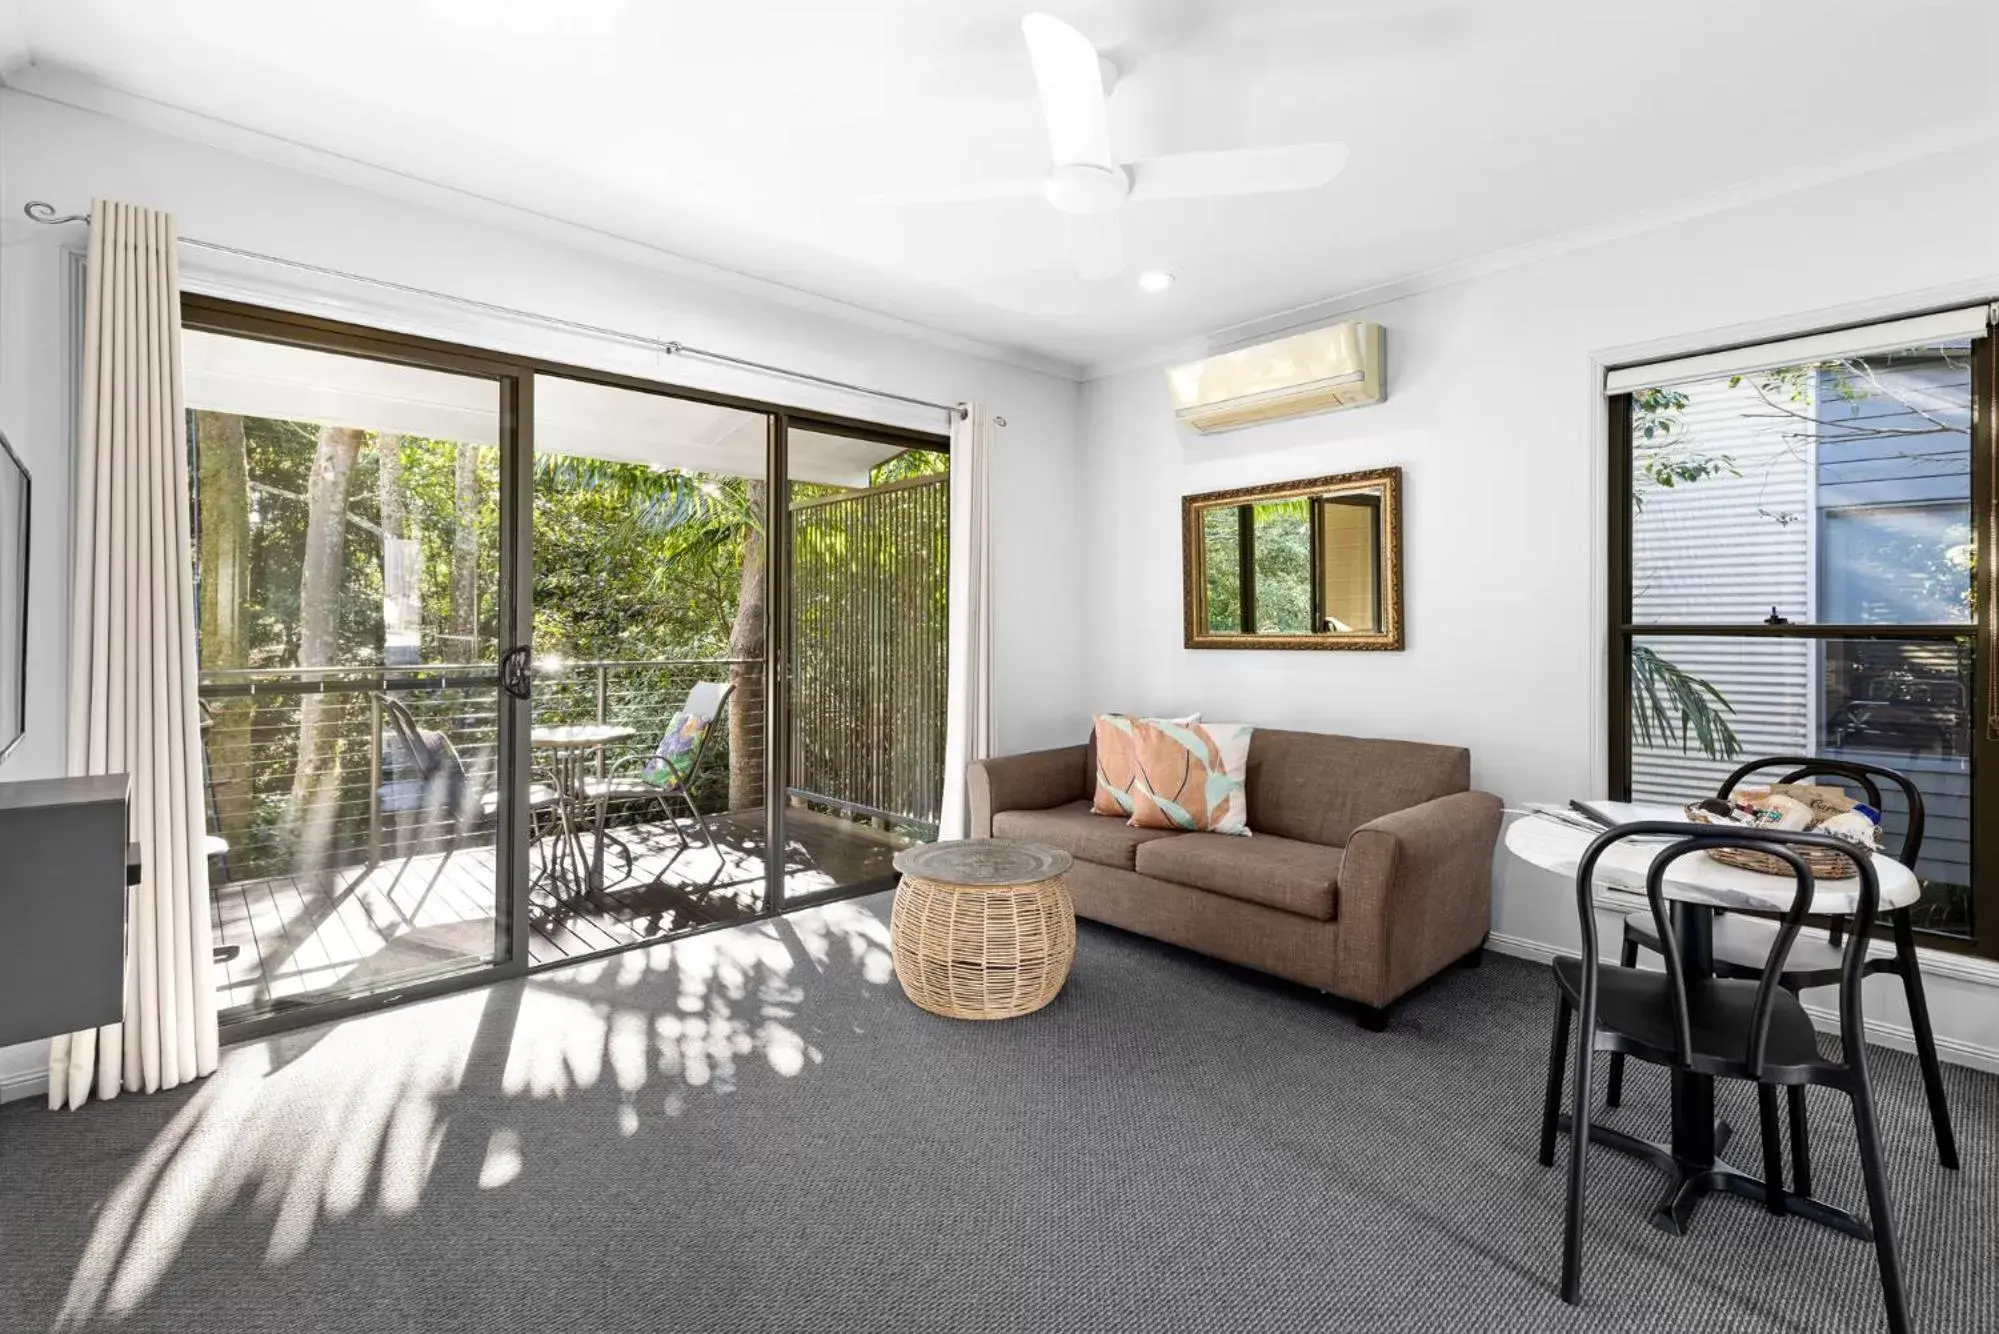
[1091,713,1199,816]
[1124,720,1255,835]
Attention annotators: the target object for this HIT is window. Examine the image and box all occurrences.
[1609,311,1996,956]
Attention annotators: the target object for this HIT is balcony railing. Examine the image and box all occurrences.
[198,658,759,885]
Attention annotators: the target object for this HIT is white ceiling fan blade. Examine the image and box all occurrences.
[1128,143,1350,201]
[1021,12,1115,170]
[859,180,1045,206]
[1065,213,1123,281]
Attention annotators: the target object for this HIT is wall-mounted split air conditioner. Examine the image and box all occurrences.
[1167,321,1384,433]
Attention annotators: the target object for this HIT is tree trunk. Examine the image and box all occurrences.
[727,481,767,813]
[376,434,420,667]
[449,443,481,659]
[195,411,254,864]
[291,425,365,862]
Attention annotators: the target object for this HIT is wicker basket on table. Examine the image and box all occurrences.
[1681,804,1861,880]
[889,841,1076,1020]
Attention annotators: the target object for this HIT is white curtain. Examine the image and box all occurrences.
[937,402,996,840]
[51,200,218,1109]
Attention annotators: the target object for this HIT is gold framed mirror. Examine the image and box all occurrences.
[1182,466,1404,651]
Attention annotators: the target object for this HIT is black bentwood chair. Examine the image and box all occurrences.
[1539,822,1909,1333]
[1608,757,1958,1183]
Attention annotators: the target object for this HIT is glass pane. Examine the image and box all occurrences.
[1629,341,1973,625]
[783,431,947,902]
[185,329,506,1020]
[1626,635,1973,940]
[1202,507,1242,634]
[1250,498,1312,634]
[527,375,770,952]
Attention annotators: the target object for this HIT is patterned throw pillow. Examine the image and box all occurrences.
[1091,713,1200,816]
[642,710,708,788]
[1124,720,1255,835]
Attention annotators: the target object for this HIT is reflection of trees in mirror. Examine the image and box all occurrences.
[1629,644,1742,760]
[1251,498,1312,634]
[1202,508,1240,632]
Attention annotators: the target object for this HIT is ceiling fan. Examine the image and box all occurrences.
[870,12,1350,282]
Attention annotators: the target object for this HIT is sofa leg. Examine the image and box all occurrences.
[1455,937,1487,970]
[1353,1004,1392,1032]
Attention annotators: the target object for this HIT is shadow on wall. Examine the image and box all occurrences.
[1,900,895,1333]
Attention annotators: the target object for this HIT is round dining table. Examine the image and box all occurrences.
[1505,800,1921,1240]
[530,723,637,896]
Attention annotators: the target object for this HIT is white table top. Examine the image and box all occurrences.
[530,723,637,750]
[1505,801,1921,915]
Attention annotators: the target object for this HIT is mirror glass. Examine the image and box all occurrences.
[1184,468,1401,650]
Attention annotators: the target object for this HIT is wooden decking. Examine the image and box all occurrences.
[210,806,907,1018]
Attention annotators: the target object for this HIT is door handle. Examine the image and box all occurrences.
[500,645,533,701]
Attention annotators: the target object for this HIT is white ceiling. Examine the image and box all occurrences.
[12,1,1999,373]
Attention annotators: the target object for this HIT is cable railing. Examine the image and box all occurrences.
[198,658,761,885]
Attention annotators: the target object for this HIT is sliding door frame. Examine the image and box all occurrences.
[767,416,952,915]
[183,295,954,1039]
[182,295,539,1042]
[1605,320,1998,961]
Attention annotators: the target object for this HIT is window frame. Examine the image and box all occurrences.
[1607,321,1997,960]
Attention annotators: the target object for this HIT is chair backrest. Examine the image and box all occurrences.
[1715,754,1924,865]
[646,680,736,788]
[1574,820,1882,1076]
[377,694,434,779]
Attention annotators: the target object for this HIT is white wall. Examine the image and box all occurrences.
[1079,135,1999,1063]
[0,89,1089,1099]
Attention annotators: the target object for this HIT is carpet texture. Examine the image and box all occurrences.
[0,892,1991,1333]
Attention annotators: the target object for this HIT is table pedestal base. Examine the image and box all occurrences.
[1558,1113,1872,1242]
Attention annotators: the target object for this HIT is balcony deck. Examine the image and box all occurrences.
[210,806,906,1017]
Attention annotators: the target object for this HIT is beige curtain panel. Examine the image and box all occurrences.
[50,200,219,1110]
[937,402,995,840]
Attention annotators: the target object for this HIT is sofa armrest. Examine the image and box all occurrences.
[967,744,1090,838]
[1335,789,1503,1007]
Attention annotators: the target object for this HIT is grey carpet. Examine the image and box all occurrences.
[1,892,1991,1334]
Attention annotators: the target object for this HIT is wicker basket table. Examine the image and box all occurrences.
[889,841,1075,1019]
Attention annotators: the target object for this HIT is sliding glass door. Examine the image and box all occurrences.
[774,425,951,903]
[521,373,772,958]
[1610,319,1996,957]
[185,297,957,1026]
[184,311,530,1025]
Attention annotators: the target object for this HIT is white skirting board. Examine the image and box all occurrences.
[1486,930,1999,1077]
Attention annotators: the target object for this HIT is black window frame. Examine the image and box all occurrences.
[1607,318,1997,960]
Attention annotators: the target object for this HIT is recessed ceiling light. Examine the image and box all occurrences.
[1137,269,1175,293]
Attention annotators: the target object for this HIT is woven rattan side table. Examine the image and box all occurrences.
[889,840,1076,1020]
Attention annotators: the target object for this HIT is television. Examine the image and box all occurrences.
[0,430,27,767]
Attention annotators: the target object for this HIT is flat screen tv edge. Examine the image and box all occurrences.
[0,428,29,768]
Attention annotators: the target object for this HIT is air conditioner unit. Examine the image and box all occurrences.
[1167,321,1384,433]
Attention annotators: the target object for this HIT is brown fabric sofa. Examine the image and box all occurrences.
[967,727,1503,1027]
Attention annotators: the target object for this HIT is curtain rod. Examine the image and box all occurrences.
[23,200,968,423]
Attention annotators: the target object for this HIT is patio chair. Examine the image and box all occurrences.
[376,693,560,866]
[582,680,736,864]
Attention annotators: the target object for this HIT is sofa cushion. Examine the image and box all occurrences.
[1135,832,1344,921]
[992,800,1181,870]
[1247,730,1470,846]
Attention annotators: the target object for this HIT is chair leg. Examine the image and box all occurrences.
[1891,909,1959,1170]
[1560,1009,1595,1307]
[1539,995,1571,1168]
[1606,937,1638,1109]
[1786,1085,1813,1200]
[1848,1079,1913,1334]
[1756,1085,1786,1215]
